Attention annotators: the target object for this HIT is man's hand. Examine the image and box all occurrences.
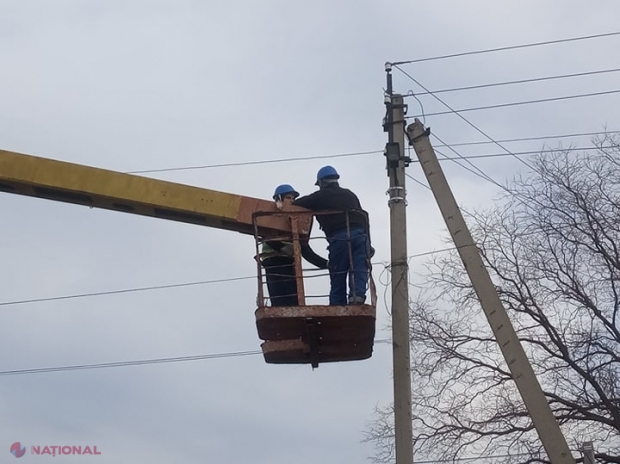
[280,243,294,256]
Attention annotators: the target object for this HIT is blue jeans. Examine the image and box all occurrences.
[327,228,370,305]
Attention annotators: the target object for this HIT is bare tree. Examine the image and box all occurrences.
[366,134,620,464]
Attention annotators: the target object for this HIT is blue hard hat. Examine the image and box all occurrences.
[315,165,340,185]
[273,184,299,200]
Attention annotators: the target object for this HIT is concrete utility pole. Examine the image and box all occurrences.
[406,118,576,464]
[383,63,414,464]
[582,442,595,464]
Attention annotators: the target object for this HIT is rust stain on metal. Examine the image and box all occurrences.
[243,200,313,238]
[255,304,376,366]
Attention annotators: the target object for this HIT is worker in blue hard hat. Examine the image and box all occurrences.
[293,166,372,305]
[259,184,328,306]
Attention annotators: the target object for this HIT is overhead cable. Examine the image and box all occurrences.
[121,131,618,174]
[391,30,620,65]
[395,65,535,172]
[416,144,619,162]
[127,149,383,174]
[435,130,620,148]
[0,275,256,307]
[405,67,620,96]
[0,350,263,376]
[1,338,393,376]
[406,88,620,118]
[0,250,456,308]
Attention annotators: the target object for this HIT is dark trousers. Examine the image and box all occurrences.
[262,256,298,306]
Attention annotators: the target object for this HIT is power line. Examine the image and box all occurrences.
[394,65,535,173]
[0,275,256,307]
[435,130,620,148]
[127,149,383,174]
[0,250,457,308]
[405,67,620,96]
[396,66,619,202]
[415,144,618,162]
[0,350,263,376]
[405,173,430,190]
[435,141,506,189]
[0,338,393,376]
[406,88,620,118]
[119,131,618,175]
[391,30,620,65]
[394,45,618,191]
[126,83,620,181]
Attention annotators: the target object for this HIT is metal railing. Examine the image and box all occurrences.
[252,209,375,307]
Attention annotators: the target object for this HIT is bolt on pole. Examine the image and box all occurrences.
[383,63,414,464]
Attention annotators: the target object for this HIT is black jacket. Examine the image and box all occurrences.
[264,240,328,269]
[293,183,369,237]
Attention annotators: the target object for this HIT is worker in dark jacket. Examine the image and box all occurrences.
[293,166,371,305]
[260,184,328,306]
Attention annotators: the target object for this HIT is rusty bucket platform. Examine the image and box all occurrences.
[255,304,376,368]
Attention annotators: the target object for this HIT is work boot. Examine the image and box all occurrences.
[348,295,366,305]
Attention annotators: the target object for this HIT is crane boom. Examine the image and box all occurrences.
[0,149,310,237]
[1,148,377,367]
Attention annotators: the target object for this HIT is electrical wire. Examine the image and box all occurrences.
[391,30,620,65]
[433,138,506,189]
[117,131,618,175]
[405,173,430,190]
[138,142,617,177]
[404,144,430,190]
[127,149,383,174]
[435,130,620,148]
[0,250,458,308]
[406,88,620,118]
[405,66,620,96]
[1,339,393,376]
[394,64,618,183]
[394,65,535,173]
[0,350,263,376]
[0,275,256,307]
[415,144,619,162]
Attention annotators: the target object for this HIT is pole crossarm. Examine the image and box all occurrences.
[406,119,576,464]
[0,149,310,237]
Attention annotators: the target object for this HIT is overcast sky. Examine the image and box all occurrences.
[2,1,620,463]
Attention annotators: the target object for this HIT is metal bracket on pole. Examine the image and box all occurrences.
[385,142,401,169]
[407,126,431,144]
[387,186,407,205]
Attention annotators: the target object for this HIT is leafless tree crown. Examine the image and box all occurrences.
[366,134,620,464]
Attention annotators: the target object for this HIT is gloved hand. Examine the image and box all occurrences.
[369,246,376,258]
[280,243,294,256]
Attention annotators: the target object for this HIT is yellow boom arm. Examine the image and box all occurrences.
[0,149,310,237]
